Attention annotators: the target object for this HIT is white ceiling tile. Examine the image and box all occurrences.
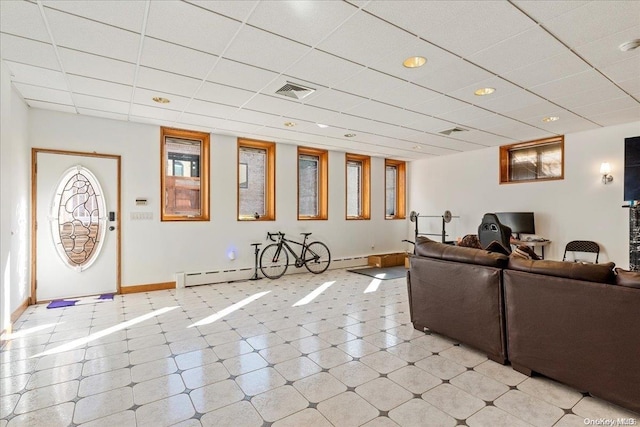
[318,9,418,67]
[207,59,278,92]
[59,48,135,85]
[42,0,146,32]
[146,1,240,56]
[551,84,629,110]
[333,68,405,100]
[531,70,613,100]
[485,122,553,142]
[344,100,425,126]
[409,96,470,116]
[588,106,640,127]
[14,82,73,105]
[460,113,520,130]
[412,58,493,94]
[224,26,310,73]
[195,82,255,107]
[128,115,174,128]
[133,88,191,112]
[618,78,640,98]
[233,109,289,128]
[501,101,563,122]
[140,38,217,80]
[364,1,537,57]
[574,25,640,69]
[287,104,347,126]
[404,116,456,133]
[216,119,264,135]
[374,82,441,110]
[600,56,640,84]
[468,26,567,75]
[480,89,544,115]
[422,134,486,151]
[185,1,258,22]
[76,108,128,122]
[185,99,239,118]
[69,74,133,104]
[130,104,180,122]
[27,99,76,113]
[446,77,521,106]
[242,93,298,116]
[448,130,516,147]
[286,50,363,88]
[136,67,201,98]
[248,1,357,47]
[0,0,50,42]
[304,89,367,112]
[43,8,140,62]
[531,111,599,134]
[510,1,589,23]
[178,112,226,130]
[501,51,591,89]
[572,96,639,117]
[543,1,640,47]
[0,34,59,70]
[5,61,67,90]
[74,93,130,114]
[435,106,495,126]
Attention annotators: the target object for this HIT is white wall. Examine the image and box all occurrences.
[29,109,408,288]
[0,62,30,332]
[408,121,640,268]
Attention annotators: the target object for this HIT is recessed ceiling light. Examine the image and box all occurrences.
[542,116,560,122]
[474,87,495,96]
[402,56,427,68]
[152,97,170,104]
[284,122,296,127]
[619,39,640,52]
[316,123,329,128]
[344,133,356,138]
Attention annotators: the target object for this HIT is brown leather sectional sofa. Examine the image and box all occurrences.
[407,237,640,413]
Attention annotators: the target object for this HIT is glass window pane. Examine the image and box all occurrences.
[164,137,202,216]
[509,142,562,181]
[299,154,319,217]
[347,160,362,217]
[239,147,266,218]
[386,165,397,217]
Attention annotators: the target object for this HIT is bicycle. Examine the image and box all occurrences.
[259,232,331,279]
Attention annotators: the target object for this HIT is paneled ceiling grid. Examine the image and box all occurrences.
[1,0,638,160]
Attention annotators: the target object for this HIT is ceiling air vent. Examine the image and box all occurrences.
[439,127,468,136]
[275,82,316,100]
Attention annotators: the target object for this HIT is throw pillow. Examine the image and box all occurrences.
[614,268,640,288]
[458,234,482,249]
[511,245,541,260]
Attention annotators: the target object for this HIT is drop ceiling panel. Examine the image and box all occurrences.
[216,119,264,135]
[14,82,74,105]
[600,56,640,84]
[207,58,278,92]
[485,122,552,141]
[233,109,287,127]
[0,0,50,42]
[146,1,240,56]
[410,96,470,117]
[185,99,239,119]
[74,93,130,115]
[501,101,563,122]
[27,100,76,114]
[0,34,60,70]
[574,25,640,69]
[501,51,590,89]
[318,10,418,68]
[136,67,201,98]
[134,88,190,112]
[364,1,537,57]
[185,1,258,22]
[531,70,614,100]
[404,116,457,133]
[345,100,425,126]
[77,108,128,122]
[59,48,135,85]
[542,1,640,47]
[224,26,310,73]
[195,81,255,107]
[67,75,132,102]
[412,58,494,94]
[589,106,640,127]
[43,8,140,62]
[436,106,495,127]
[130,104,180,122]
[532,112,599,135]
[140,38,217,80]
[511,1,589,23]
[618,78,640,98]
[374,82,441,110]
[446,77,521,106]
[449,130,515,147]
[179,112,227,130]
[42,0,146,32]
[287,104,347,126]
[461,113,521,130]
[480,89,544,115]
[304,89,367,112]
[572,96,639,118]
[420,134,485,152]
[286,50,363,88]
[551,84,629,110]
[468,26,567,76]
[333,68,405,100]
[5,61,67,91]
[242,94,298,116]
[248,1,356,47]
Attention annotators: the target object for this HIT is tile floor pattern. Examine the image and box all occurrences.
[1,268,638,427]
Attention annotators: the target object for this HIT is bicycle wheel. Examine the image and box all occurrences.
[260,243,289,279]
[304,241,331,274]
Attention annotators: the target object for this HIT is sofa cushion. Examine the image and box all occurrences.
[415,237,509,268]
[508,257,615,284]
[615,268,640,288]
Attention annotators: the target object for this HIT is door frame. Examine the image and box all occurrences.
[31,148,122,304]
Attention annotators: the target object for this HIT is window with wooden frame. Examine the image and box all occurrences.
[346,153,370,220]
[161,127,210,221]
[298,146,328,220]
[500,136,564,184]
[238,138,275,221]
[385,159,406,220]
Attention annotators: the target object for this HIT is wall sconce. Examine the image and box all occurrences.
[600,162,613,184]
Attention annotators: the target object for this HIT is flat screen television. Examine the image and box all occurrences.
[624,136,640,202]
[495,212,535,238]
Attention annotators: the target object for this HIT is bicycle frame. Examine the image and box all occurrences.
[267,232,310,266]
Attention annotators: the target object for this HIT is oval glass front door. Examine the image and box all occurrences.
[50,165,107,271]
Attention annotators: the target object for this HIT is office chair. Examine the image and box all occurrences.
[563,240,600,263]
[478,213,512,252]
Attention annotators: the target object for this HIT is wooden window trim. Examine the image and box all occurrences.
[385,159,406,220]
[499,136,564,184]
[346,153,371,220]
[298,146,328,220]
[160,127,210,221]
[237,138,276,221]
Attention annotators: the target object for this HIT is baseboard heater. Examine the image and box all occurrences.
[179,256,368,287]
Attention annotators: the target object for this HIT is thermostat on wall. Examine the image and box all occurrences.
[135,198,148,206]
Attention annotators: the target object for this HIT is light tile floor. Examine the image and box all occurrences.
[1,269,638,426]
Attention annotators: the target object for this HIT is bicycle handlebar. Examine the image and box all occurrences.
[266,232,284,242]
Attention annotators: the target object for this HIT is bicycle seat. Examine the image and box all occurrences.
[300,232,312,237]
